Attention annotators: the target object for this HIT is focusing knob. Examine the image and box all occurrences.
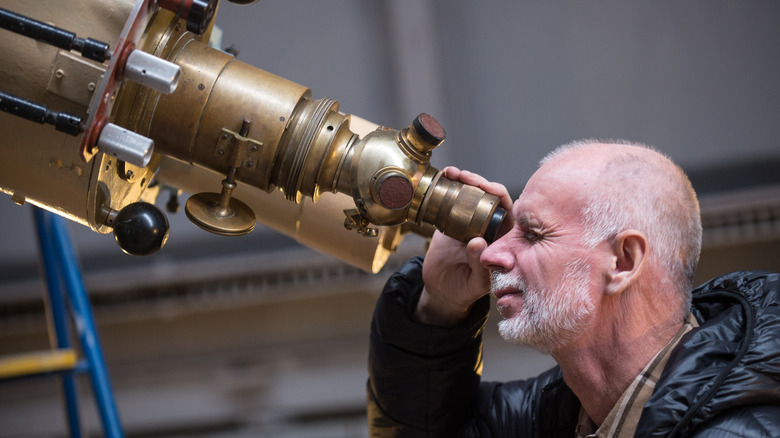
[186,0,219,34]
[158,0,218,34]
[111,202,169,256]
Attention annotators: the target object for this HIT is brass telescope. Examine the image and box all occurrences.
[0,0,509,272]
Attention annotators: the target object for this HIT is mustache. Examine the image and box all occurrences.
[490,271,525,294]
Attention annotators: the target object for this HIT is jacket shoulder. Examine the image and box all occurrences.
[638,270,780,437]
[692,270,780,304]
[691,404,780,438]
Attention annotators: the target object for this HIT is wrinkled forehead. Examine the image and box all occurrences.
[529,153,601,197]
[514,158,597,224]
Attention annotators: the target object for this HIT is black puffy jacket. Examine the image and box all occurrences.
[367,257,780,437]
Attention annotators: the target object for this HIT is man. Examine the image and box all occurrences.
[367,141,780,437]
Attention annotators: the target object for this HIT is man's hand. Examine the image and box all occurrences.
[415,167,513,326]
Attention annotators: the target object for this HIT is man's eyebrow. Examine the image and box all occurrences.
[517,215,528,227]
[516,213,546,230]
[516,214,534,228]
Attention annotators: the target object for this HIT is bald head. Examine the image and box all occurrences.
[539,141,702,314]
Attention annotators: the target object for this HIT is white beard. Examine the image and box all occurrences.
[492,258,595,354]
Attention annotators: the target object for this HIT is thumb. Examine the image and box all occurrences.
[466,238,491,291]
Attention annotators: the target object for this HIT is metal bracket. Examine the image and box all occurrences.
[47,51,105,107]
[343,208,378,237]
[215,127,263,169]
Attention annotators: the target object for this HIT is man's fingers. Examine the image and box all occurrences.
[481,180,513,211]
[466,237,491,290]
[456,169,489,187]
[443,167,512,211]
[441,166,462,180]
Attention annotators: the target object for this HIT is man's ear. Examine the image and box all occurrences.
[605,230,648,296]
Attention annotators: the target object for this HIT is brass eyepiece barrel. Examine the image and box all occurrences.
[418,172,511,243]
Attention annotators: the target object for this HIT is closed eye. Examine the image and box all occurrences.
[523,229,543,243]
[516,214,545,244]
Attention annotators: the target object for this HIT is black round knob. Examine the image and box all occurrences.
[112,202,169,256]
[187,0,219,34]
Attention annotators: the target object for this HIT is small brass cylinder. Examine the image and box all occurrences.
[419,173,504,241]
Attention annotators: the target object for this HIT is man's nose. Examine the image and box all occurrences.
[480,233,515,273]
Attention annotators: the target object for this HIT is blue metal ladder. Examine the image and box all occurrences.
[0,208,124,438]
